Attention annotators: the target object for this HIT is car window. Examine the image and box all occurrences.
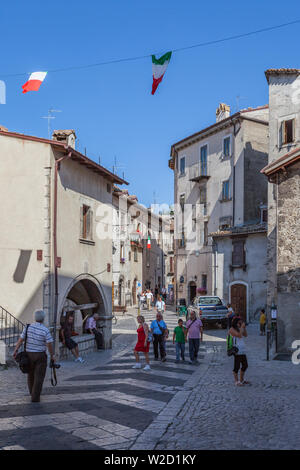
[198,297,223,306]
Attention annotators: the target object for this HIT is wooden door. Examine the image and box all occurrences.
[230,284,247,321]
[132,279,137,305]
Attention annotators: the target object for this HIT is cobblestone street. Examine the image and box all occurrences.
[0,308,299,450]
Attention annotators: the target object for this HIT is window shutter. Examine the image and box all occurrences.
[89,208,93,240]
[232,241,245,265]
[279,121,283,146]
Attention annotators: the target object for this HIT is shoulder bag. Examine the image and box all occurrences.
[15,324,30,374]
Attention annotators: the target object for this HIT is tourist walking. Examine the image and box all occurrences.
[13,309,55,403]
[155,294,166,315]
[146,289,153,310]
[85,313,103,350]
[259,309,266,335]
[173,318,187,363]
[186,310,203,364]
[60,314,84,363]
[150,312,167,362]
[229,317,250,386]
[132,315,151,371]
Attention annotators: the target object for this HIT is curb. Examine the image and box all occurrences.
[129,342,216,450]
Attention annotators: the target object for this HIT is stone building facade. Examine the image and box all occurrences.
[262,70,300,352]
[169,103,269,315]
[0,127,127,354]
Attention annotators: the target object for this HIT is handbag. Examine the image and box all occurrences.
[156,320,168,339]
[143,323,153,343]
[15,324,30,374]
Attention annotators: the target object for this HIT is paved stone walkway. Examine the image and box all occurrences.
[154,324,300,450]
[0,308,206,450]
[1,310,299,450]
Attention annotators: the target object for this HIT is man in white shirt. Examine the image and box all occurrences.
[146,290,153,310]
[156,295,166,314]
[13,309,55,403]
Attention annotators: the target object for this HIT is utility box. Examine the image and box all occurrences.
[0,341,7,365]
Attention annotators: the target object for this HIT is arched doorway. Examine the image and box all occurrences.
[132,278,137,305]
[188,281,197,305]
[60,276,106,333]
[230,283,247,321]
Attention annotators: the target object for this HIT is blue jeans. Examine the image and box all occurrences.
[175,342,185,361]
[189,338,200,362]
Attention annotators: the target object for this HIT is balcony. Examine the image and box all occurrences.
[189,166,210,183]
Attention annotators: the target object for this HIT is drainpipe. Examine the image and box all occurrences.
[52,149,72,354]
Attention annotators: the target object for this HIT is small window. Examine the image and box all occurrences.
[261,208,268,223]
[223,136,231,157]
[280,119,295,145]
[134,248,138,262]
[222,180,230,201]
[120,242,125,263]
[180,157,185,175]
[200,145,207,175]
[107,183,111,193]
[232,240,245,266]
[179,194,185,212]
[202,274,207,289]
[81,204,93,240]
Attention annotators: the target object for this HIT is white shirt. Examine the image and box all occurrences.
[156,300,165,311]
[146,292,153,299]
[21,322,53,352]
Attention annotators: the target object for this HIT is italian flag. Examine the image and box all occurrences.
[151,52,172,95]
[22,71,47,93]
[147,236,151,249]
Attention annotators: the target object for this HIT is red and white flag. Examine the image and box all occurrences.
[22,71,47,93]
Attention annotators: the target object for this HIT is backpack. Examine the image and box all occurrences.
[227,334,239,356]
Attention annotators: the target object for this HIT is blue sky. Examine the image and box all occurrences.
[1,0,300,206]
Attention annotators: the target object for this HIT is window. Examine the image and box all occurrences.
[232,240,245,266]
[81,204,93,240]
[223,136,231,157]
[180,157,185,175]
[200,145,207,175]
[170,257,174,273]
[222,180,230,201]
[261,207,268,223]
[202,274,207,289]
[128,251,131,261]
[204,222,208,246]
[134,248,138,262]
[192,204,196,232]
[107,183,111,193]
[200,187,207,215]
[280,119,295,145]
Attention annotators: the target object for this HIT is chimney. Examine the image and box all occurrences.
[216,103,230,123]
[52,129,76,149]
[0,125,8,132]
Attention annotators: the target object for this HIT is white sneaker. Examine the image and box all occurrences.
[75,357,85,363]
[143,365,151,371]
[132,363,142,369]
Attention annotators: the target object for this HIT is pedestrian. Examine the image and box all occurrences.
[259,308,266,336]
[132,315,151,371]
[85,313,103,350]
[229,317,250,386]
[226,304,235,329]
[173,318,187,363]
[186,310,203,364]
[150,312,167,362]
[146,289,153,310]
[13,309,55,403]
[161,286,167,303]
[140,291,146,309]
[156,294,166,315]
[154,285,159,301]
[60,314,84,363]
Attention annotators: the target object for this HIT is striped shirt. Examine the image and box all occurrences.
[20,322,53,352]
[85,317,96,330]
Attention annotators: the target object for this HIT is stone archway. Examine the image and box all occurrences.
[60,275,107,333]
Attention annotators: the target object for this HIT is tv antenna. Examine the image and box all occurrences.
[42,108,62,139]
[112,155,125,177]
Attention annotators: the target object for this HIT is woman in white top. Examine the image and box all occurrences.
[229,317,249,386]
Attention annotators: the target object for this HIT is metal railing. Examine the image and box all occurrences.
[0,306,25,348]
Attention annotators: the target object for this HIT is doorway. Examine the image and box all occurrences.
[188,281,197,305]
[230,283,247,321]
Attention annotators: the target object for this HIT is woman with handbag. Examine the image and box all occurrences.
[132,315,151,371]
[229,317,250,386]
